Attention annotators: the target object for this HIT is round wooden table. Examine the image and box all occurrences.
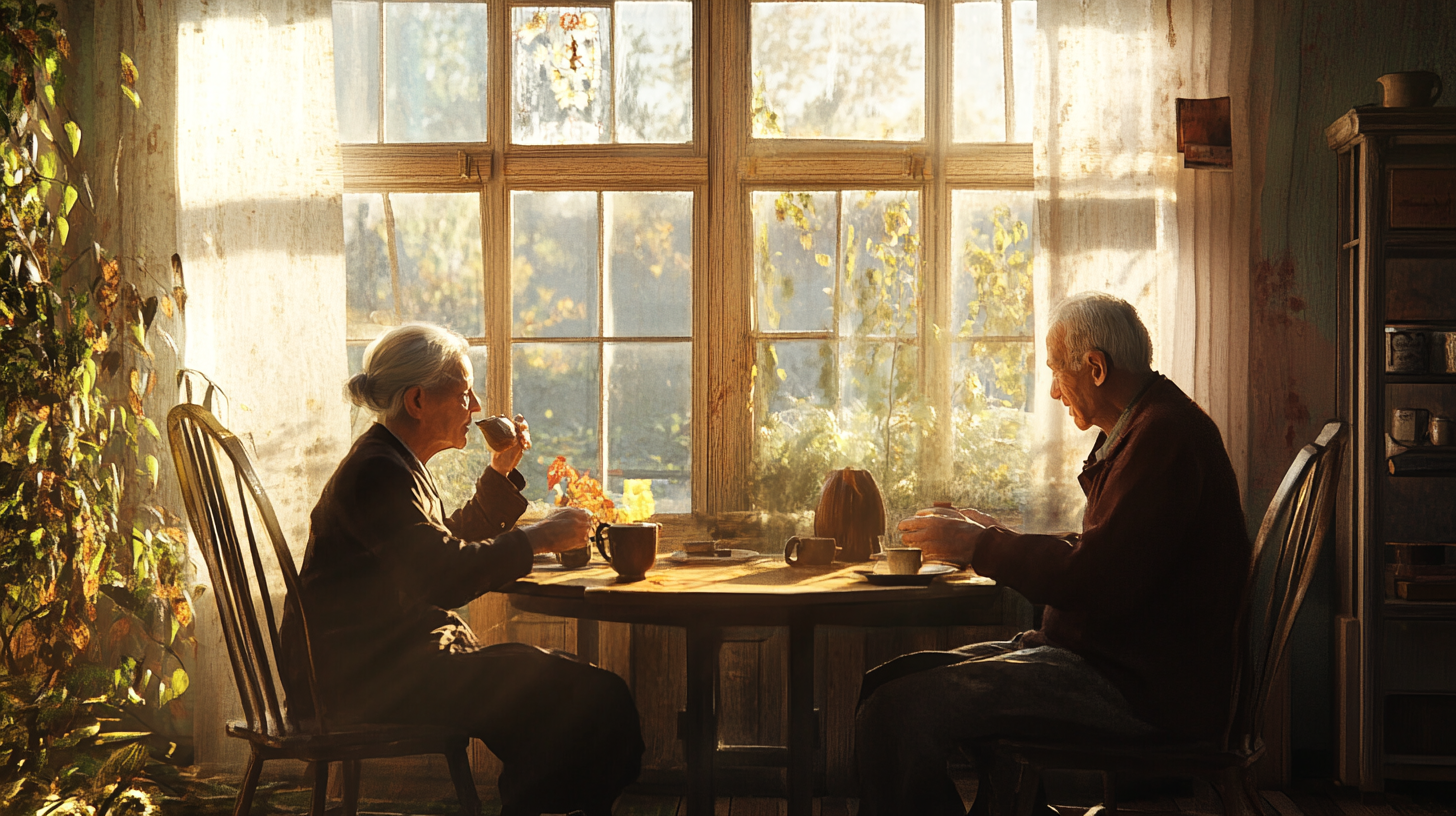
[502,556,1003,816]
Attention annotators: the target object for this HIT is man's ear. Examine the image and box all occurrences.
[1086,350,1110,386]
[402,385,427,420]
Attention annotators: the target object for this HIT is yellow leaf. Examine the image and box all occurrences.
[815,253,831,267]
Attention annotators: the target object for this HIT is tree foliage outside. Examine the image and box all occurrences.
[753,190,1035,536]
[1,2,193,812]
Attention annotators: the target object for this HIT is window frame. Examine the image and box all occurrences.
[339,0,1033,517]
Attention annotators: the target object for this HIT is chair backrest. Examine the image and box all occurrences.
[1226,420,1346,751]
[167,403,326,737]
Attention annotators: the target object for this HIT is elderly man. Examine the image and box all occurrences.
[855,292,1251,816]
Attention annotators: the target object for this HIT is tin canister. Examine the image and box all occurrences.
[1393,407,1431,445]
[1432,416,1453,446]
[1386,328,1429,373]
[1432,331,1456,374]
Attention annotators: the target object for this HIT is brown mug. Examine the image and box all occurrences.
[475,415,519,451]
[1378,71,1443,108]
[594,522,658,581]
[784,536,836,567]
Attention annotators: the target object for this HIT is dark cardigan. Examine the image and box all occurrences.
[281,423,535,719]
[972,376,1251,740]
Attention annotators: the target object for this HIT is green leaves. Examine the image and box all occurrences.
[27,421,45,463]
[143,454,158,490]
[64,120,80,155]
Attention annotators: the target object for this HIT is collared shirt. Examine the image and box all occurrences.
[1093,373,1159,463]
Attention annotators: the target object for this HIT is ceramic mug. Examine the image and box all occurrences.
[1378,71,1443,108]
[593,522,659,581]
[885,547,923,575]
[784,536,836,567]
[1393,407,1431,445]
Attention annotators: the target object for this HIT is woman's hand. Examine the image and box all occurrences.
[896,509,988,566]
[522,506,593,554]
[489,414,531,477]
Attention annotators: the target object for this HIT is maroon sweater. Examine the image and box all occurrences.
[972,376,1250,740]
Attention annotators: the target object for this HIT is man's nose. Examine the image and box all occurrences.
[468,389,481,412]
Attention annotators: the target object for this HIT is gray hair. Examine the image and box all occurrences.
[346,323,470,422]
[1049,292,1152,374]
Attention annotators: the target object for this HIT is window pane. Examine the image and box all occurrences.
[617,2,693,143]
[513,7,613,144]
[606,342,690,513]
[606,192,692,337]
[344,193,393,339]
[513,343,601,501]
[950,190,1034,339]
[391,193,484,336]
[512,191,598,338]
[951,339,1031,518]
[1011,0,1036,142]
[953,0,1005,142]
[752,191,837,332]
[751,2,924,140]
[753,339,837,512]
[333,1,380,143]
[384,3,488,143]
[840,191,920,339]
[753,338,926,522]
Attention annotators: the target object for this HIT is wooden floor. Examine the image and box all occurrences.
[156,778,1456,816]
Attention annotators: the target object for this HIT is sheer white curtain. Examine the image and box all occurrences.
[1028,0,1245,531]
[173,0,349,766]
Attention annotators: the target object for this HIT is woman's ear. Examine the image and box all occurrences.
[402,384,427,420]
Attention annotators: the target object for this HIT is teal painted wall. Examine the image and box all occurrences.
[1246,0,1456,770]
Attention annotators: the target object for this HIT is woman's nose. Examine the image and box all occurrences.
[468,389,481,412]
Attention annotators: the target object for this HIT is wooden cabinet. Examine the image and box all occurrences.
[1328,107,1456,791]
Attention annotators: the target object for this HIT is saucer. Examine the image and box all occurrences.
[666,549,764,565]
[853,563,959,586]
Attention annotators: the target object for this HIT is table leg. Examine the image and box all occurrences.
[788,613,815,816]
[684,625,722,816]
[576,617,599,665]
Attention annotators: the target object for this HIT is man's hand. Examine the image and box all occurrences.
[489,414,532,477]
[896,509,988,566]
[522,506,593,554]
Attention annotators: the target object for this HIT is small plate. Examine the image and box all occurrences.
[666,549,764,565]
[853,563,959,586]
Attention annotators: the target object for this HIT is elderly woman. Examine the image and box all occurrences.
[281,323,643,816]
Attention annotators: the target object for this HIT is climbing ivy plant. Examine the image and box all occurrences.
[2,1,192,813]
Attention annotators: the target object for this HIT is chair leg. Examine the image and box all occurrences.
[309,760,330,816]
[445,743,481,816]
[233,750,264,816]
[1211,767,1262,816]
[1012,762,1043,816]
[1101,770,1117,815]
[342,760,362,816]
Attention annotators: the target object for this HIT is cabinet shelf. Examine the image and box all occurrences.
[1383,599,1456,619]
[1384,373,1456,384]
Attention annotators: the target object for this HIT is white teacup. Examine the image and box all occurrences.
[885,547,923,575]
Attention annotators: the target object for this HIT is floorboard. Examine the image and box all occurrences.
[153,783,1456,816]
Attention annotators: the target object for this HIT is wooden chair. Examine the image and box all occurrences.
[996,421,1347,816]
[167,403,481,816]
